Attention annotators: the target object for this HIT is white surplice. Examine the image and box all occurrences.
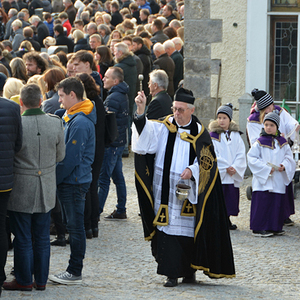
[247,139,296,194]
[211,132,246,188]
[247,109,298,146]
[132,116,201,238]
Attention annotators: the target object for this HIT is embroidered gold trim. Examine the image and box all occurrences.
[145,230,156,241]
[194,167,219,241]
[198,145,214,194]
[190,264,235,278]
[135,170,153,208]
[153,204,169,226]
[181,199,196,217]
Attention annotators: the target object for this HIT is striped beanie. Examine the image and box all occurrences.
[263,110,280,128]
[217,103,233,121]
[251,88,274,110]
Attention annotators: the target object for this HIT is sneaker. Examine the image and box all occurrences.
[272,230,285,236]
[252,230,273,237]
[48,271,82,285]
[104,210,127,221]
[284,218,294,226]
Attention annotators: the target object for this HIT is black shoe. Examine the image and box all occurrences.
[122,153,129,158]
[50,235,66,246]
[66,236,70,244]
[85,229,93,239]
[182,273,196,284]
[284,218,294,226]
[163,277,178,287]
[92,227,99,238]
[228,218,237,230]
[104,210,127,221]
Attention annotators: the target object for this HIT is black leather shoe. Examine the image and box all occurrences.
[92,227,99,238]
[85,229,93,239]
[163,277,178,287]
[50,235,66,247]
[182,273,196,283]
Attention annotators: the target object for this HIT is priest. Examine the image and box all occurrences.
[132,87,235,287]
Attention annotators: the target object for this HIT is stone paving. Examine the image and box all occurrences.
[2,152,300,299]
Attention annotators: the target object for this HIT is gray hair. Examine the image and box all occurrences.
[31,15,41,24]
[98,24,111,35]
[149,69,169,90]
[114,42,129,55]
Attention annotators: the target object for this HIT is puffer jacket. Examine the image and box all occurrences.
[104,81,129,147]
[0,98,22,191]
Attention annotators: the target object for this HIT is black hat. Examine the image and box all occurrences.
[174,87,195,105]
[252,88,274,110]
[217,103,233,121]
[264,110,280,128]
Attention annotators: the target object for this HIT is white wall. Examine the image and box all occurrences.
[245,0,269,93]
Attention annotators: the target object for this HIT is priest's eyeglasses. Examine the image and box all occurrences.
[171,106,188,114]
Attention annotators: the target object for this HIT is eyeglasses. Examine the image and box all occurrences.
[171,106,188,114]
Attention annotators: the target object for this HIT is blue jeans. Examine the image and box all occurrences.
[9,210,51,286]
[0,192,10,286]
[98,146,127,214]
[57,183,90,277]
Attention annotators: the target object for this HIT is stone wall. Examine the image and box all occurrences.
[184,0,247,126]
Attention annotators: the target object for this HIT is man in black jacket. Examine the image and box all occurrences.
[132,36,152,96]
[153,42,175,97]
[30,15,50,48]
[98,67,129,220]
[23,26,41,51]
[54,24,74,53]
[110,1,123,27]
[0,97,22,295]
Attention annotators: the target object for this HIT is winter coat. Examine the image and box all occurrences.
[56,100,96,185]
[0,98,22,192]
[115,52,137,114]
[74,38,91,52]
[104,81,129,147]
[134,44,152,95]
[153,53,175,97]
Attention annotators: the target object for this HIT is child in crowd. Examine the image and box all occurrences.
[209,103,247,230]
[247,111,296,237]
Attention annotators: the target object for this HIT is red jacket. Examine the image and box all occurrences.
[63,19,72,35]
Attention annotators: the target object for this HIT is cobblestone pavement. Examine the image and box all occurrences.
[2,152,300,299]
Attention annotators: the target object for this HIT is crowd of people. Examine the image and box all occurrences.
[0,0,298,295]
[0,0,188,293]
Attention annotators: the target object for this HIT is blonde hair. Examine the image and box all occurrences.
[27,75,47,100]
[73,29,84,43]
[3,78,25,101]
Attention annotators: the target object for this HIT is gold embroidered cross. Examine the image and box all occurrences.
[186,203,192,212]
[160,213,165,222]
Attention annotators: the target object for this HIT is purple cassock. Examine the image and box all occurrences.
[222,184,239,217]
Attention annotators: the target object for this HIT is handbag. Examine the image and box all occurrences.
[104,111,119,146]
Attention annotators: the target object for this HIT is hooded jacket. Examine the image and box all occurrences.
[104,81,129,147]
[115,52,137,114]
[56,99,96,185]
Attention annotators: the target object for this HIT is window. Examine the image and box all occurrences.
[269,17,297,104]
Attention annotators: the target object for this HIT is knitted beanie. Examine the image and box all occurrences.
[252,88,274,110]
[217,103,233,121]
[263,110,280,128]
